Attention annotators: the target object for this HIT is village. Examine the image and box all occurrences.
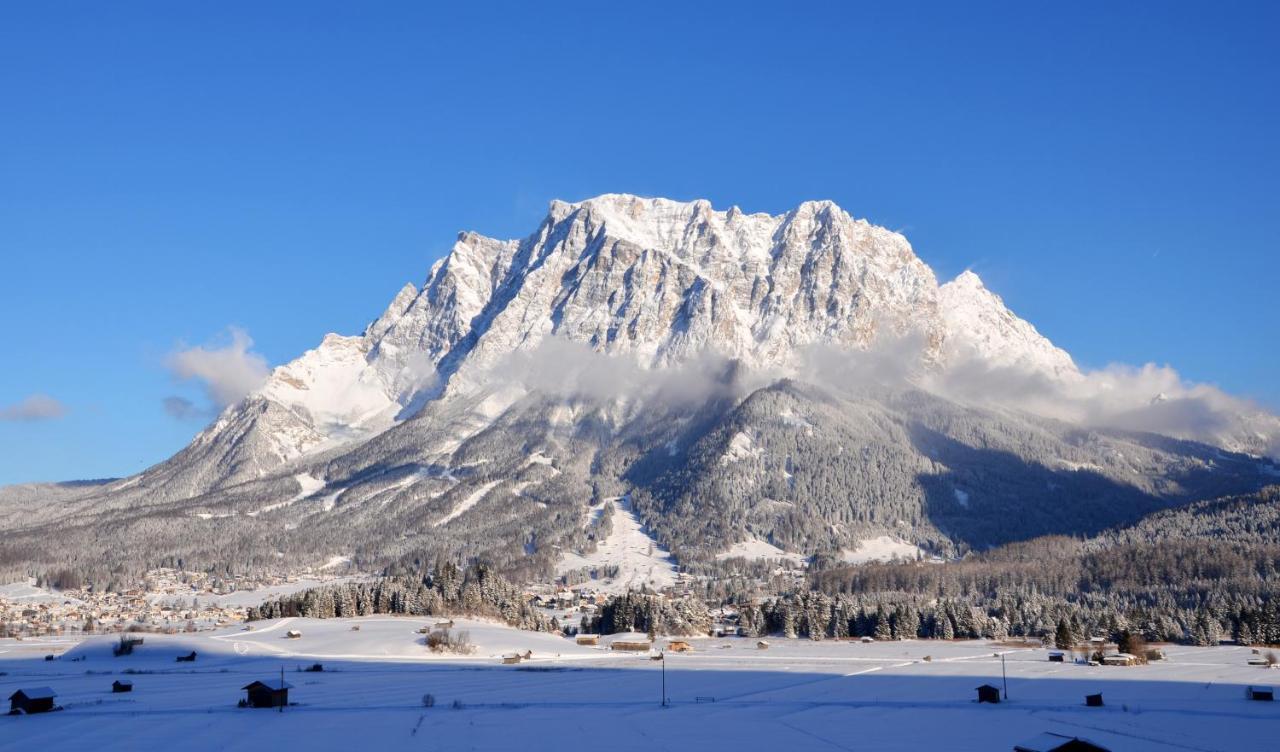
[0,569,350,639]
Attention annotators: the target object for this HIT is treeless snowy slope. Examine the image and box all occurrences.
[556,497,677,593]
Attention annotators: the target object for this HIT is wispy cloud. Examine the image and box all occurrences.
[164,327,270,415]
[0,393,68,422]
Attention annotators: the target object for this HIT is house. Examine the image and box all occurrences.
[1013,732,1112,751]
[8,687,57,714]
[112,680,133,693]
[575,634,599,646]
[1246,686,1274,701]
[1101,653,1137,666]
[1085,693,1103,707]
[976,684,1001,704]
[610,640,652,652]
[241,679,293,708]
[501,653,522,664]
[1048,651,1065,662]
[667,640,693,653]
[285,630,302,639]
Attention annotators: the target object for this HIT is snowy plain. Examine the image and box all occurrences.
[1,616,1276,751]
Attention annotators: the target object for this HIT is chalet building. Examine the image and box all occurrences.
[976,684,1001,704]
[1085,693,1103,707]
[241,679,293,708]
[8,688,57,714]
[1246,686,1274,702]
[112,680,133,693]
[1013,732,1111,751]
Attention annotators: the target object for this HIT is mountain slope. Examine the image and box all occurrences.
[2,194,1276,585]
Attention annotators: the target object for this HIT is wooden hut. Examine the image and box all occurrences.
[8,688,57,715]
[1013,732,1112,751]
[1246,686,1274,701]
[1048,651,1065,663]
[241,679,293,708]
[575,634,599,646]
[756,640,770,650]
[112,680,133,693]
[666,640,694,653]
[285,630,302,639]
[1085,693,1103,707]
[610,640,653,652]
[501,653,522,664]
[976,684,1001,704]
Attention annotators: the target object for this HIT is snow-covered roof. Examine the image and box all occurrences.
[1013,732,1109,752]
[243,679,293,691]
[10,687,57,700]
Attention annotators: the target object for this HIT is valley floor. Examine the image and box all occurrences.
[1,617,1276,751]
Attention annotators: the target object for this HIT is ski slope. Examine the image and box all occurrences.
[2,618,1276,751]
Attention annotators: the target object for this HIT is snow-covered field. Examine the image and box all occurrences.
[2,617,1276,751]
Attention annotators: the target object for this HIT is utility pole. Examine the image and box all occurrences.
[1001,653,1008,700]
[660,651,667,707]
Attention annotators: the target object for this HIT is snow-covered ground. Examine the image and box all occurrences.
[715,538,808,566]
[2,618,1276,751]
[838,535,930,564]
[556,498,678,593]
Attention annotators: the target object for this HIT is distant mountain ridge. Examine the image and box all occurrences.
[2,194,1276,585]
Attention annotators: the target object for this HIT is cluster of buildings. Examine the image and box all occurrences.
[0,569,308,638]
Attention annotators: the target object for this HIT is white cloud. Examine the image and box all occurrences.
[165,327,270,411]
[0,393,68,421]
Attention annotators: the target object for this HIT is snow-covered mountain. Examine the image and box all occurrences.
[3,194,1277,581]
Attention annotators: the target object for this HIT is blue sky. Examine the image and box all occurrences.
[1,1,1277,485]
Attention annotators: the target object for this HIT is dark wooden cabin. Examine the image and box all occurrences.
[242,679,293,708]
[1246,686,1274,701]
[112,680,133,693]
[1085,693,1103,707]
[976,684,1001,704]
[8,688,57,715]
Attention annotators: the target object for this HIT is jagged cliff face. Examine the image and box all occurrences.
[185,194,1086,485]
[5,194,1276,580]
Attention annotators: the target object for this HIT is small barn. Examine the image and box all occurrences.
[976,684,1001,704]
[1048,651,1065,663]
[241,679,293,708]
[575,634,599,646]
[610,640,653,652]
[501,653,522,664]
[112,680,133,693]
[8,688,57,715]
[1085,693,1103,707]
[1246,686,1273,702]
[1013,731,1112,752]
